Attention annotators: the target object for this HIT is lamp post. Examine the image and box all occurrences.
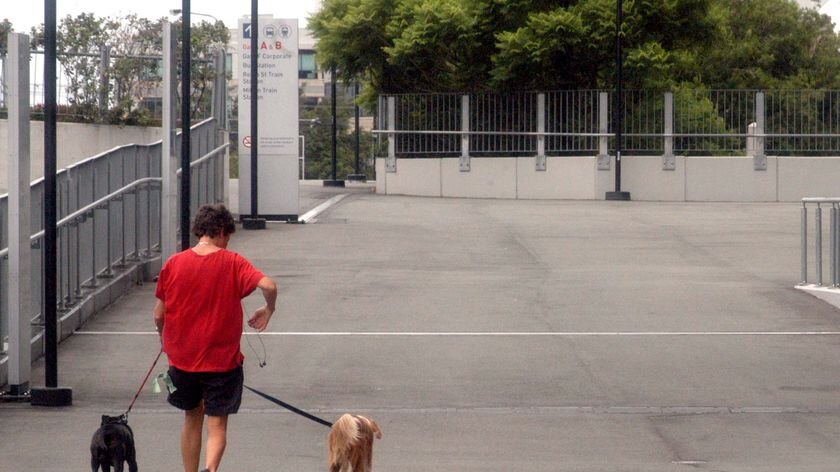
[606,0,631,201]
[241,0,267,228]
[347,82,366,182]
[323,67,345,187]
[30,0,73,407]
[169,9,220,24]
[176,0,194,247]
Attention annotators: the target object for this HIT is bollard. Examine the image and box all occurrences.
[833,204,839,287]
[801,203,807,284]
[816,204,823,286]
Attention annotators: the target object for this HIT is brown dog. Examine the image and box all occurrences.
[327,414,382,472]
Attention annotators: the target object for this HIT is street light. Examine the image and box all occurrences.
[606,0,631,201]
[169,9,220,23]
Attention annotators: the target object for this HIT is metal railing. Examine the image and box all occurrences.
[800,198,840,288]
[376,90,840,158]
[0,118,225,358]
[0,49,218,123]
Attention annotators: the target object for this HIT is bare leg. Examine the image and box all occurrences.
[181,403,205,472]
[204,414,228,472]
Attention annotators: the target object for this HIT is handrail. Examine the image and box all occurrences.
[175,143,229,176]
[371,129,840,138]
[0,140,228,259]
[0,117,218,201]
[802,198,840,204]
[800,198,840,287]
[0,177,162,259]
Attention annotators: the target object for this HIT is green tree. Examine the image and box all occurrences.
[173,19,230,120]
[700,0,840,89]
[30,14,230,124]
[310,0,840,98]
[300,97,375,180]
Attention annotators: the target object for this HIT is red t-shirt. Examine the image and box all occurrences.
[155,248,264,372]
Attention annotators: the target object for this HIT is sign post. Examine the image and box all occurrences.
[238,16,300,221]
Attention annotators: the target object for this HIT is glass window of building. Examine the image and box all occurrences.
[299,51,317,79]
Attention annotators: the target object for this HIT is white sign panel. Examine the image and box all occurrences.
[237,16,300,218]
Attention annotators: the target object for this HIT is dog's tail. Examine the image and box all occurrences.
[328,414,359,466]
[363,417,382,440]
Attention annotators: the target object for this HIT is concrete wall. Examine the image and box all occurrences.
[376,155,840,202]
[0,120,160,192]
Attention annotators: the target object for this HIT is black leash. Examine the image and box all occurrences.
[244,384,333,428]
[124,347,164,418]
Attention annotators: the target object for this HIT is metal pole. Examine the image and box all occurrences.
[355,83,360,174]
[241,0,267,227]
[161,21,178,259]
[606,0,630,201]
[831,204,837,287]
[98,45,110,120]
[801,203,808,284]
[615,0,623,188]
[835,203,840,287]
[834,203,840,287]
[347,82,365,181]
[816,204,823,286]
[250,0,259,215]
[332,71,337,180]
[43,0,59,389]
[323,67,344,187]
[30,0,73,406]
[180,0,192,250]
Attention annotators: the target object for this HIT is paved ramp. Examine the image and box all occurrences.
[4,194,840,471]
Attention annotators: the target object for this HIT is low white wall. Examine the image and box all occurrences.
[385,158,442,197]
[517,157,597,200]
[685,157,777,202]
[441,158,517,199]
[375,155,840,202]
[0,120,161,191]
[622,156,686,201]
[778,157,840,201]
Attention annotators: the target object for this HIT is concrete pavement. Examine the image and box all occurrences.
[3,189,840,471]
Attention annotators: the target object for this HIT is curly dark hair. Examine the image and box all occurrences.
[192,203,236,238]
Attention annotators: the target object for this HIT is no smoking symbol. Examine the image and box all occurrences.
[243,136,252,148]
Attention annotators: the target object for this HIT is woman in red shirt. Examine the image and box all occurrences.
[153,203,277,472]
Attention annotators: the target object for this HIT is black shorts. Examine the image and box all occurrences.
[167,365,244,416]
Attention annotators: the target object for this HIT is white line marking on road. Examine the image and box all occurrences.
[74,331,840,336]
[299,194,348,223]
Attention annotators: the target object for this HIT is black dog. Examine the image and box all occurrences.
[90,414,138,472]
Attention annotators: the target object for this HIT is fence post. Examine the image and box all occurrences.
[754,92,767,171]
[7,32,33,395]
[212,49,226,129]
[831,203,838,287]
[460,94,470,172]
[386,96,396,173]
[816,204,823,286]
[98,45,110,120]
[536,93,546,171]
[161,22,179,263]
[834,202,840,287]
[662,92,675,171]
[214,49,229,206]
[801,202,808,285]
[597,92,610,170]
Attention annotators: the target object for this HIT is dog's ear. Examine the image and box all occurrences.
[101,415,109,425]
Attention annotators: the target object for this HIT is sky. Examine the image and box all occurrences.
[2,0,838,36]
[2,0,324,33]
[823,0,840,29]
